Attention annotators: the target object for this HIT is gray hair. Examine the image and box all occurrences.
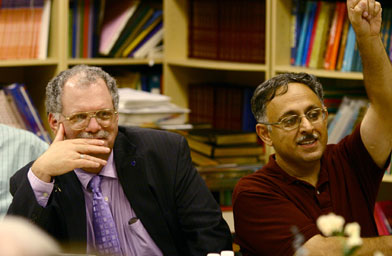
[251,72,324,123]
[45,65,119,114]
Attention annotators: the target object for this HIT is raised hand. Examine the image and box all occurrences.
[31,123,111,182]
[347,0,382,38]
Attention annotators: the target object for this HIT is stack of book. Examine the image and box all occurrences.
[0,0,51,59]
[0,83,51,143]
[188,0,265,63]
[182,129,264,167]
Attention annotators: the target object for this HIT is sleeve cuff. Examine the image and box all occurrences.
[27,168,54,207]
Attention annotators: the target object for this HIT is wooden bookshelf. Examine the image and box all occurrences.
[1,0,391,191]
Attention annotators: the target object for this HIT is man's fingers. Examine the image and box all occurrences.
[53,123,65,143]
[77,155,108,168]
[75,144,111,155]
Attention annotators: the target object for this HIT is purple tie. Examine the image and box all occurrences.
[89,175,122,256]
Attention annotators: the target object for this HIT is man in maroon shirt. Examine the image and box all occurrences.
[233,0,392,255]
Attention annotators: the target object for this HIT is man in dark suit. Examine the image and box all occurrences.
[7,65,232,255]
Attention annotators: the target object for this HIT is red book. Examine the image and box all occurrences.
[328,2,347,70]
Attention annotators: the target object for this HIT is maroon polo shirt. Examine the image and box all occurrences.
[233,125,387,256]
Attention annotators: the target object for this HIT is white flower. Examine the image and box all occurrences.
[344,222,361,237]
[346,235,363,248]
[317,212,345,236]
[373,251,384,256]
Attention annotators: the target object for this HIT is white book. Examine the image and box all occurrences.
[38,0,51,59]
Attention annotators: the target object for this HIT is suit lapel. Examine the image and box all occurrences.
[114,131,178,255]
[55,171,87,251]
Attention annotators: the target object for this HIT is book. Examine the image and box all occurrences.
[290,0,304,65]
[308,1,334,69]
[301,1,318,66]
[190,150,219,167]
[38,0,51,59]
[326,2,346,70]
[295,1,314,66]
[187,129,258,146]
[121,10,163,57]
[99,0,139,56]
[186,136,263,158]
[305,1,321,67]
[109,3,154,57]
[323,2,343,70]
[341,24,356,72]
[336,16,350,71]
[129,22,163,58]
[3,83,51,143]
[0,89,26,129]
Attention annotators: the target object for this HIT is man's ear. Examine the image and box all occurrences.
[48,113,59,134]
[256,123,273,146]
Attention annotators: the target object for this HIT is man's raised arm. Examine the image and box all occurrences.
[348,0,392,168]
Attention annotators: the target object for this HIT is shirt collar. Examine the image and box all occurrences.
[74,151,117,190]
[266,154,329,187]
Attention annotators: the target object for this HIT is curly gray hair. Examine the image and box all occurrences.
[45,65,119,114]
[251,72,324,123]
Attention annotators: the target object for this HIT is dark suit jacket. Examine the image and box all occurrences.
[7,126,232,255]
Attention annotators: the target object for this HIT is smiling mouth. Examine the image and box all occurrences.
[298,139,317,146]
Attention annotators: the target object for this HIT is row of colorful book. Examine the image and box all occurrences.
[0,0,50,60]
[69,0,163,59]
[188,83,257,132]
[0,83,51,143]
[188,0,266,63]
[290,0,362,72]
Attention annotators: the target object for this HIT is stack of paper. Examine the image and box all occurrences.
[118,88,190,128]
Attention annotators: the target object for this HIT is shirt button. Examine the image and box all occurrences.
[104,196,109,202]
[316,190,320,195]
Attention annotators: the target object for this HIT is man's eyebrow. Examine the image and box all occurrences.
[277,105,321,120]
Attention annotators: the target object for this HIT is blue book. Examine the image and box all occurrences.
[290,0,304,65]
[295,1,313,66]
[301,1,317,66]
[129,21,163,57]
[341,25,356,72]
[3,83,51,143]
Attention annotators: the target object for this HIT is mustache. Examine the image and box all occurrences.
[296,133,319,144]
[77,130,110,139]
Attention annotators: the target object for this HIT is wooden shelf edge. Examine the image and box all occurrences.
[383,174,392,183]
[0,58,59,67]
[273,65,364,80]
[166,58,267,72]
[67,58,163,66]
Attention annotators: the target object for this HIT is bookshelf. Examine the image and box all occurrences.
[1,0,392,196]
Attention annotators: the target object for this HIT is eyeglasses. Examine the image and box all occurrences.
[62,109,118,131]
[260,107,327,131]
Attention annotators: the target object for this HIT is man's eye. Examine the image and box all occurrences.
[307,110,320,120]
[282,116,298,126]
[71,113,88,122]
[97,111,112,120]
